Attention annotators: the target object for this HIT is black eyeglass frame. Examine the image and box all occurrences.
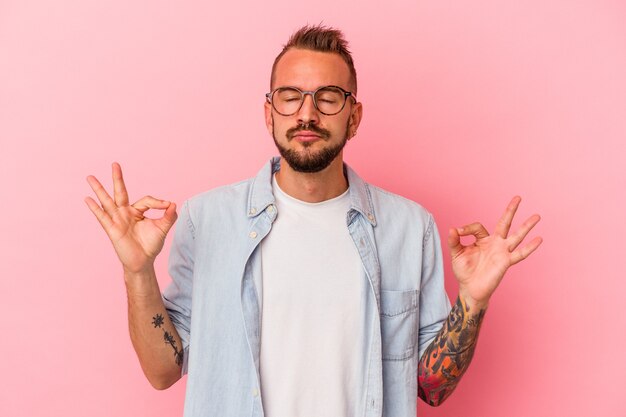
[265,85,356,116]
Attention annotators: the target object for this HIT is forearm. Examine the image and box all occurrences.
[418,295,486,406]
[125,266,183,390]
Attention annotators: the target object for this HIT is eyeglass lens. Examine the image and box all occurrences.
[272,87,346,115]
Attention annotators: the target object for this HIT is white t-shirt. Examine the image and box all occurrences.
[259,174,366,417]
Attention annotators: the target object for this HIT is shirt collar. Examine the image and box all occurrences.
[247,156,377,226]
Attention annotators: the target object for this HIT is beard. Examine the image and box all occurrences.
[272,116,350,173]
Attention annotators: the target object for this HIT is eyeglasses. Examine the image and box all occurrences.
[265,85,355,116]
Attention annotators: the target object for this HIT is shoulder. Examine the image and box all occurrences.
[362,181,437,244]
[187,178,251,205]
[366,182,433,226]
[182,177,253,224]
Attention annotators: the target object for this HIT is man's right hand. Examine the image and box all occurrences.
[85,162,183,389]
[84,162,178,275]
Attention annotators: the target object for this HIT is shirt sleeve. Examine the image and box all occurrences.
[417,214,451,361]
[162,199,195,376]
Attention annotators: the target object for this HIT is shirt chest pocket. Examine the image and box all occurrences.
[379,289,420,361]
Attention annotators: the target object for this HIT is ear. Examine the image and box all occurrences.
[264,101,274,135]
[348,101,363,139]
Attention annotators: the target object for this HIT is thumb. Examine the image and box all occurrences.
[448,227,463,258]
[155,202,178,234]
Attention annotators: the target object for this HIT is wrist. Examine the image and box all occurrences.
[124,265,160,297]
[458,287,490,312]
[123,262,155,278]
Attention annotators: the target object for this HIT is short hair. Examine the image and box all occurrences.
[270,24,358,95]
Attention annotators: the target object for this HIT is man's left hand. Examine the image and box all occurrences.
[448,196,542,309]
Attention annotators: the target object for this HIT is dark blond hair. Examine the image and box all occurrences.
[270,24,358,94]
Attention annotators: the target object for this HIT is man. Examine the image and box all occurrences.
[85,25,542,417]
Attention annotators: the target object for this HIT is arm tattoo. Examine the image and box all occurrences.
[418,296,486,406]
[152,313,184,367]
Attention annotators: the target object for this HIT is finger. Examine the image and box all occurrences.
[494,195,521,238]
[447,227,464,258]
[112,162,129,207]
[154,202,178,234]
[507,214,541,250]
[86,175,117,215]
[457,222,490,240]
[131,195,172,214]
[84,196,115,234]
[510,236,543,265]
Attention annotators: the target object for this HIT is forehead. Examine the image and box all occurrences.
[273,48,351,91]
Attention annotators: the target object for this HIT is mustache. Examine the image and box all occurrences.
[286,123,330,140]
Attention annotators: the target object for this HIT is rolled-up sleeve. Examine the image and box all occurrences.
[417,215,451,361]
[163,199,195,376]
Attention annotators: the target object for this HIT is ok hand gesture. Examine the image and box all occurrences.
[448,196,542,309]
[84,162,178,274]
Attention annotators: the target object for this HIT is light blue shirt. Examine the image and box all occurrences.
[163,156,451,417]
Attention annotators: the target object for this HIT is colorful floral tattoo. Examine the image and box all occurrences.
[418,296,486,406]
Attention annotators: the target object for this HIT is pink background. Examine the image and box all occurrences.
[1,0,624,416]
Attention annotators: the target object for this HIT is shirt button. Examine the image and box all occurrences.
[249,231,258,239]
[367,213,375,222]
[252,388,259,397]
[267,205,275,213]
[249,207,257,215]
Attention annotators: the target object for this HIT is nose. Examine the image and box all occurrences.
[297,92,320,125]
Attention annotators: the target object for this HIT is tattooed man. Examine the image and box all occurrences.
[86,24,542,417]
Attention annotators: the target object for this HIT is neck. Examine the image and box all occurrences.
[275,154,348,203]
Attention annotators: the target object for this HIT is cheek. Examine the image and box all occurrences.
[328,117,351,135]
[271,118,290,138]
